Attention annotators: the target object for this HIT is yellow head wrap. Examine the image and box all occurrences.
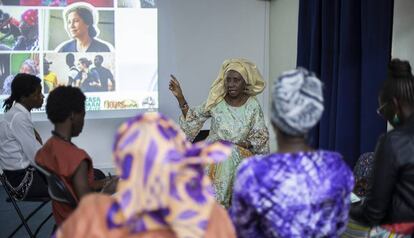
[204,58,266,112]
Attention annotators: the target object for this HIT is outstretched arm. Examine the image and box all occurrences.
[169,74,189,117]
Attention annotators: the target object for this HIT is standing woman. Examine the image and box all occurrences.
[0,73,48,199]
[77,57,100,92]
[169,58,269,208]
[55,3,113,52]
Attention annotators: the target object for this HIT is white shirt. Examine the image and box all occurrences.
[0,103,41,170]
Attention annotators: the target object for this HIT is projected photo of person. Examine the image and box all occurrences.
[43,52,115,93]
[0,54,11,92]
[118,0,156,8]
[43,58,58,93]
[1,0,113,7]
[77,57,100,92]
[0,9,39,51]
[91,54,114,91]
[65,53,79,87]
[1,53,39,95]
[50,3,114,52]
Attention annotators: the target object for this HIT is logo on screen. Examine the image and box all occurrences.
[104,99,138,109]
[86,97,101,111]
[142,96,156,108]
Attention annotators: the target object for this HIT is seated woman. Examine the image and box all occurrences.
[53,112,236,238]
[344,59,414,238]
[230,68,354,238]
[35,86,117,225]
[169,58,269,208]
[0,73,48,200]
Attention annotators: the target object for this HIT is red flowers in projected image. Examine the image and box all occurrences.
[21,9,38,26]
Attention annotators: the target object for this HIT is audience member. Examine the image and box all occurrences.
[35,86,117,225]
[344,59,414,238]
[230,68,354,237]
[0,73,48,199]
[53,112,236,238]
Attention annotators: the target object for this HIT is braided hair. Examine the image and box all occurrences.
[2,73,41,112]
[380,59,414,105]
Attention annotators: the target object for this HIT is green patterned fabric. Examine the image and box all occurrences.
[341,219,412,238]
[180,97,269,208]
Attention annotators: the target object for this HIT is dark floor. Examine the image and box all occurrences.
[0,186,55,238]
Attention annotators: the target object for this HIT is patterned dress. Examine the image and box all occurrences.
[230,150,354,238]
[180,97,269,208]
[353,152,375,197]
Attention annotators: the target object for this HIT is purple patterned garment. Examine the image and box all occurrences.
[230,150,354,238]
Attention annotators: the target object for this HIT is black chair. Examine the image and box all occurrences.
[33,164,77,208]
[193,130,210,143]
[0,171,53,238]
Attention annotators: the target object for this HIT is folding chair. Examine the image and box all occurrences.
[33,164,77,208]
[0,170,53,238]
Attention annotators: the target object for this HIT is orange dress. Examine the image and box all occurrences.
[35,136,94,225]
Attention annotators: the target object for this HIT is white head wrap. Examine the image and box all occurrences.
[271,68,324,136]
[21,59,39,75]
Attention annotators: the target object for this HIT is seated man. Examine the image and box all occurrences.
[35,86,117,225]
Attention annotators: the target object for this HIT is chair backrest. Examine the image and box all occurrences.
[193,130,210,143]
[33,164,77,208]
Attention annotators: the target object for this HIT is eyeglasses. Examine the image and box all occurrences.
[376,102,388,117]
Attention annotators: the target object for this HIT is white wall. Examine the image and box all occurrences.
[158,0,270,126]
[268,0,299,151]
[387,0,414,132]
[392,0,414,64]
[34,0,275,169]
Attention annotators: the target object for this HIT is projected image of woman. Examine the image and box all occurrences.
[169,58,270,208]
[2,58,39,95]
[77,57,100,92]
[55,3,113,53]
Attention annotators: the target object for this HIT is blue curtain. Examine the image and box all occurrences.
[297,0,394,167]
